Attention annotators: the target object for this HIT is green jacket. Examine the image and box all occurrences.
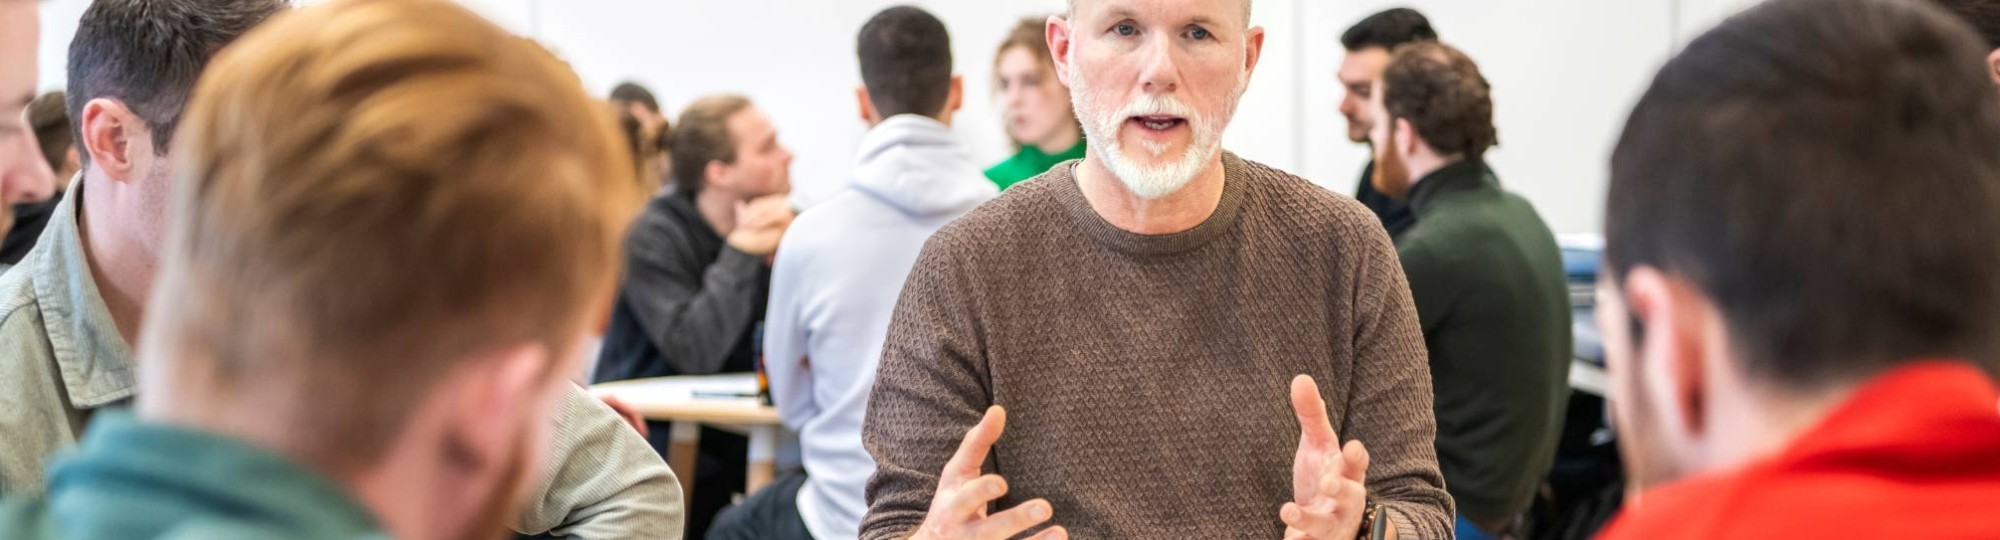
[0,413,388,539]
[1394,160,1571,524]
[0,179,684,538]
[983,140,1085,190]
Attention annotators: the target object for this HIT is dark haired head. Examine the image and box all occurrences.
[1608,0,2000,386]
[857,5,954,119]
[611,82,661,115]
[1341,7,1437,51]
[1380,42,1496,160]
[66,0,286,167]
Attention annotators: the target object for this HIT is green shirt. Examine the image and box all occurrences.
[1394,159,1571,524]
[983,140,1086,190]
[0,413,388,539]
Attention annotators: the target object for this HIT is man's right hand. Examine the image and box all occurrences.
[909,406,1067,540]
[726,194,794,257]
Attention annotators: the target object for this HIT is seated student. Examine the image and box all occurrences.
[1366,42,1570,540]
[1595,0,2000,537]
[707,6,997,540]
[0,0,653,538]
[984,17,1085,190]
[594,92,796,537]
[0,1,681,537]
[2,92,77,266]
[0,3,54,251]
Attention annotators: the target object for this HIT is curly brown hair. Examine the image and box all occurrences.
[1380,42,1497,159]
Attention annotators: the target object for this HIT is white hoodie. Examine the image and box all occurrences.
[763,114,998,539]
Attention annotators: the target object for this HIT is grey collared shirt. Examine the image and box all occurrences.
[0,181,686,538]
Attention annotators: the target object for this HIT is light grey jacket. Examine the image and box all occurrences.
[0,181,685,539]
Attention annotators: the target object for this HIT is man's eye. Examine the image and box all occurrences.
[1188,27,1212,40]
[1113,23,1137,37]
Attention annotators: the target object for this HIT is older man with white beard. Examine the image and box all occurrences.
[857,0,1454,539]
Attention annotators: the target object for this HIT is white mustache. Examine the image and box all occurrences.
[1118,94,1201,126]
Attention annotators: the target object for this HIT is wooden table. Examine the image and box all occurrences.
[590,374,784,497]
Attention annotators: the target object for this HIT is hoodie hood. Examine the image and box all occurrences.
[851,115,998,217]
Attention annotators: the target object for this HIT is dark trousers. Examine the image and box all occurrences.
[706,471,813,540]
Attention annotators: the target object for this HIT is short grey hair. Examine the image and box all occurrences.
[1066,0,1253,24]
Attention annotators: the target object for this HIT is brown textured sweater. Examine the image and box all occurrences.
[860,153,1455,539]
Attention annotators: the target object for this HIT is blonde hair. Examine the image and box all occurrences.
[151,0,640,468]
[994,17,1057,82]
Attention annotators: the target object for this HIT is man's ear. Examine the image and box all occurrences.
[1986,48,1999,88]
[1047,15,1075,88]
[78,98,143,182]
[1394,117,1420,157]
[942,75,965,122]
[703,160,730,194]
[855,86,878,126]
[1243,26,1267,82]
[448,344,553,468]
[1622,267,1709,438]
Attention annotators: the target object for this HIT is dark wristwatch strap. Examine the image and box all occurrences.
[1358,500,1388,540]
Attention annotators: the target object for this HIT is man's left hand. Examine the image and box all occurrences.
[1280,375,1371,539]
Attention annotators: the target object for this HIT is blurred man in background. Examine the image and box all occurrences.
[1337,8,1436,239]
[595,92,795,537]
[1596,0,2000,537]
[713,6,996,540]
[1367,41,1569,540]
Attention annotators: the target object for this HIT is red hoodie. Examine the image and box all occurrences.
[1598,361,2000,539]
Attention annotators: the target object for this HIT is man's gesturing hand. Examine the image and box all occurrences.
[911,406,1067,540]
[1280,375,1376,540]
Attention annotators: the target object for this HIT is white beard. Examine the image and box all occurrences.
[1069,63,1245,200]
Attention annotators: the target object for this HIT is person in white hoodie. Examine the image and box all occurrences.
[704,6,998,540]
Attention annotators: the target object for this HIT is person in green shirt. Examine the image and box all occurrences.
[1365,42,1571,540]
[0,1,660,538]
[985,17,1087,190]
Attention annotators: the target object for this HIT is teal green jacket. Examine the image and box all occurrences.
[1394,160,1571,524]
[0,413,388,539]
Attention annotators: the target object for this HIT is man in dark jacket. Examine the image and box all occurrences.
[1367,41,1571,540]
[1337,8,1437,239]
[594,93,795,537]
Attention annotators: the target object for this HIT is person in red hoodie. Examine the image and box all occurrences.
[1592,0,2000,538]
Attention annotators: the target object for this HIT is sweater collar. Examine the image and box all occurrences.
[1054,152,1249,257]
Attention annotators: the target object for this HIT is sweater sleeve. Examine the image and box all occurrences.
[1344,224,1457,539]
[514,384,685,540]
[858,241,991,540]
[621,215,764,375]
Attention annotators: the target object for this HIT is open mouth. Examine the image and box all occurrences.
[1129,115,1188,132]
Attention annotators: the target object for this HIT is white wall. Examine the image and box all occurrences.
[36,0,1771,233]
